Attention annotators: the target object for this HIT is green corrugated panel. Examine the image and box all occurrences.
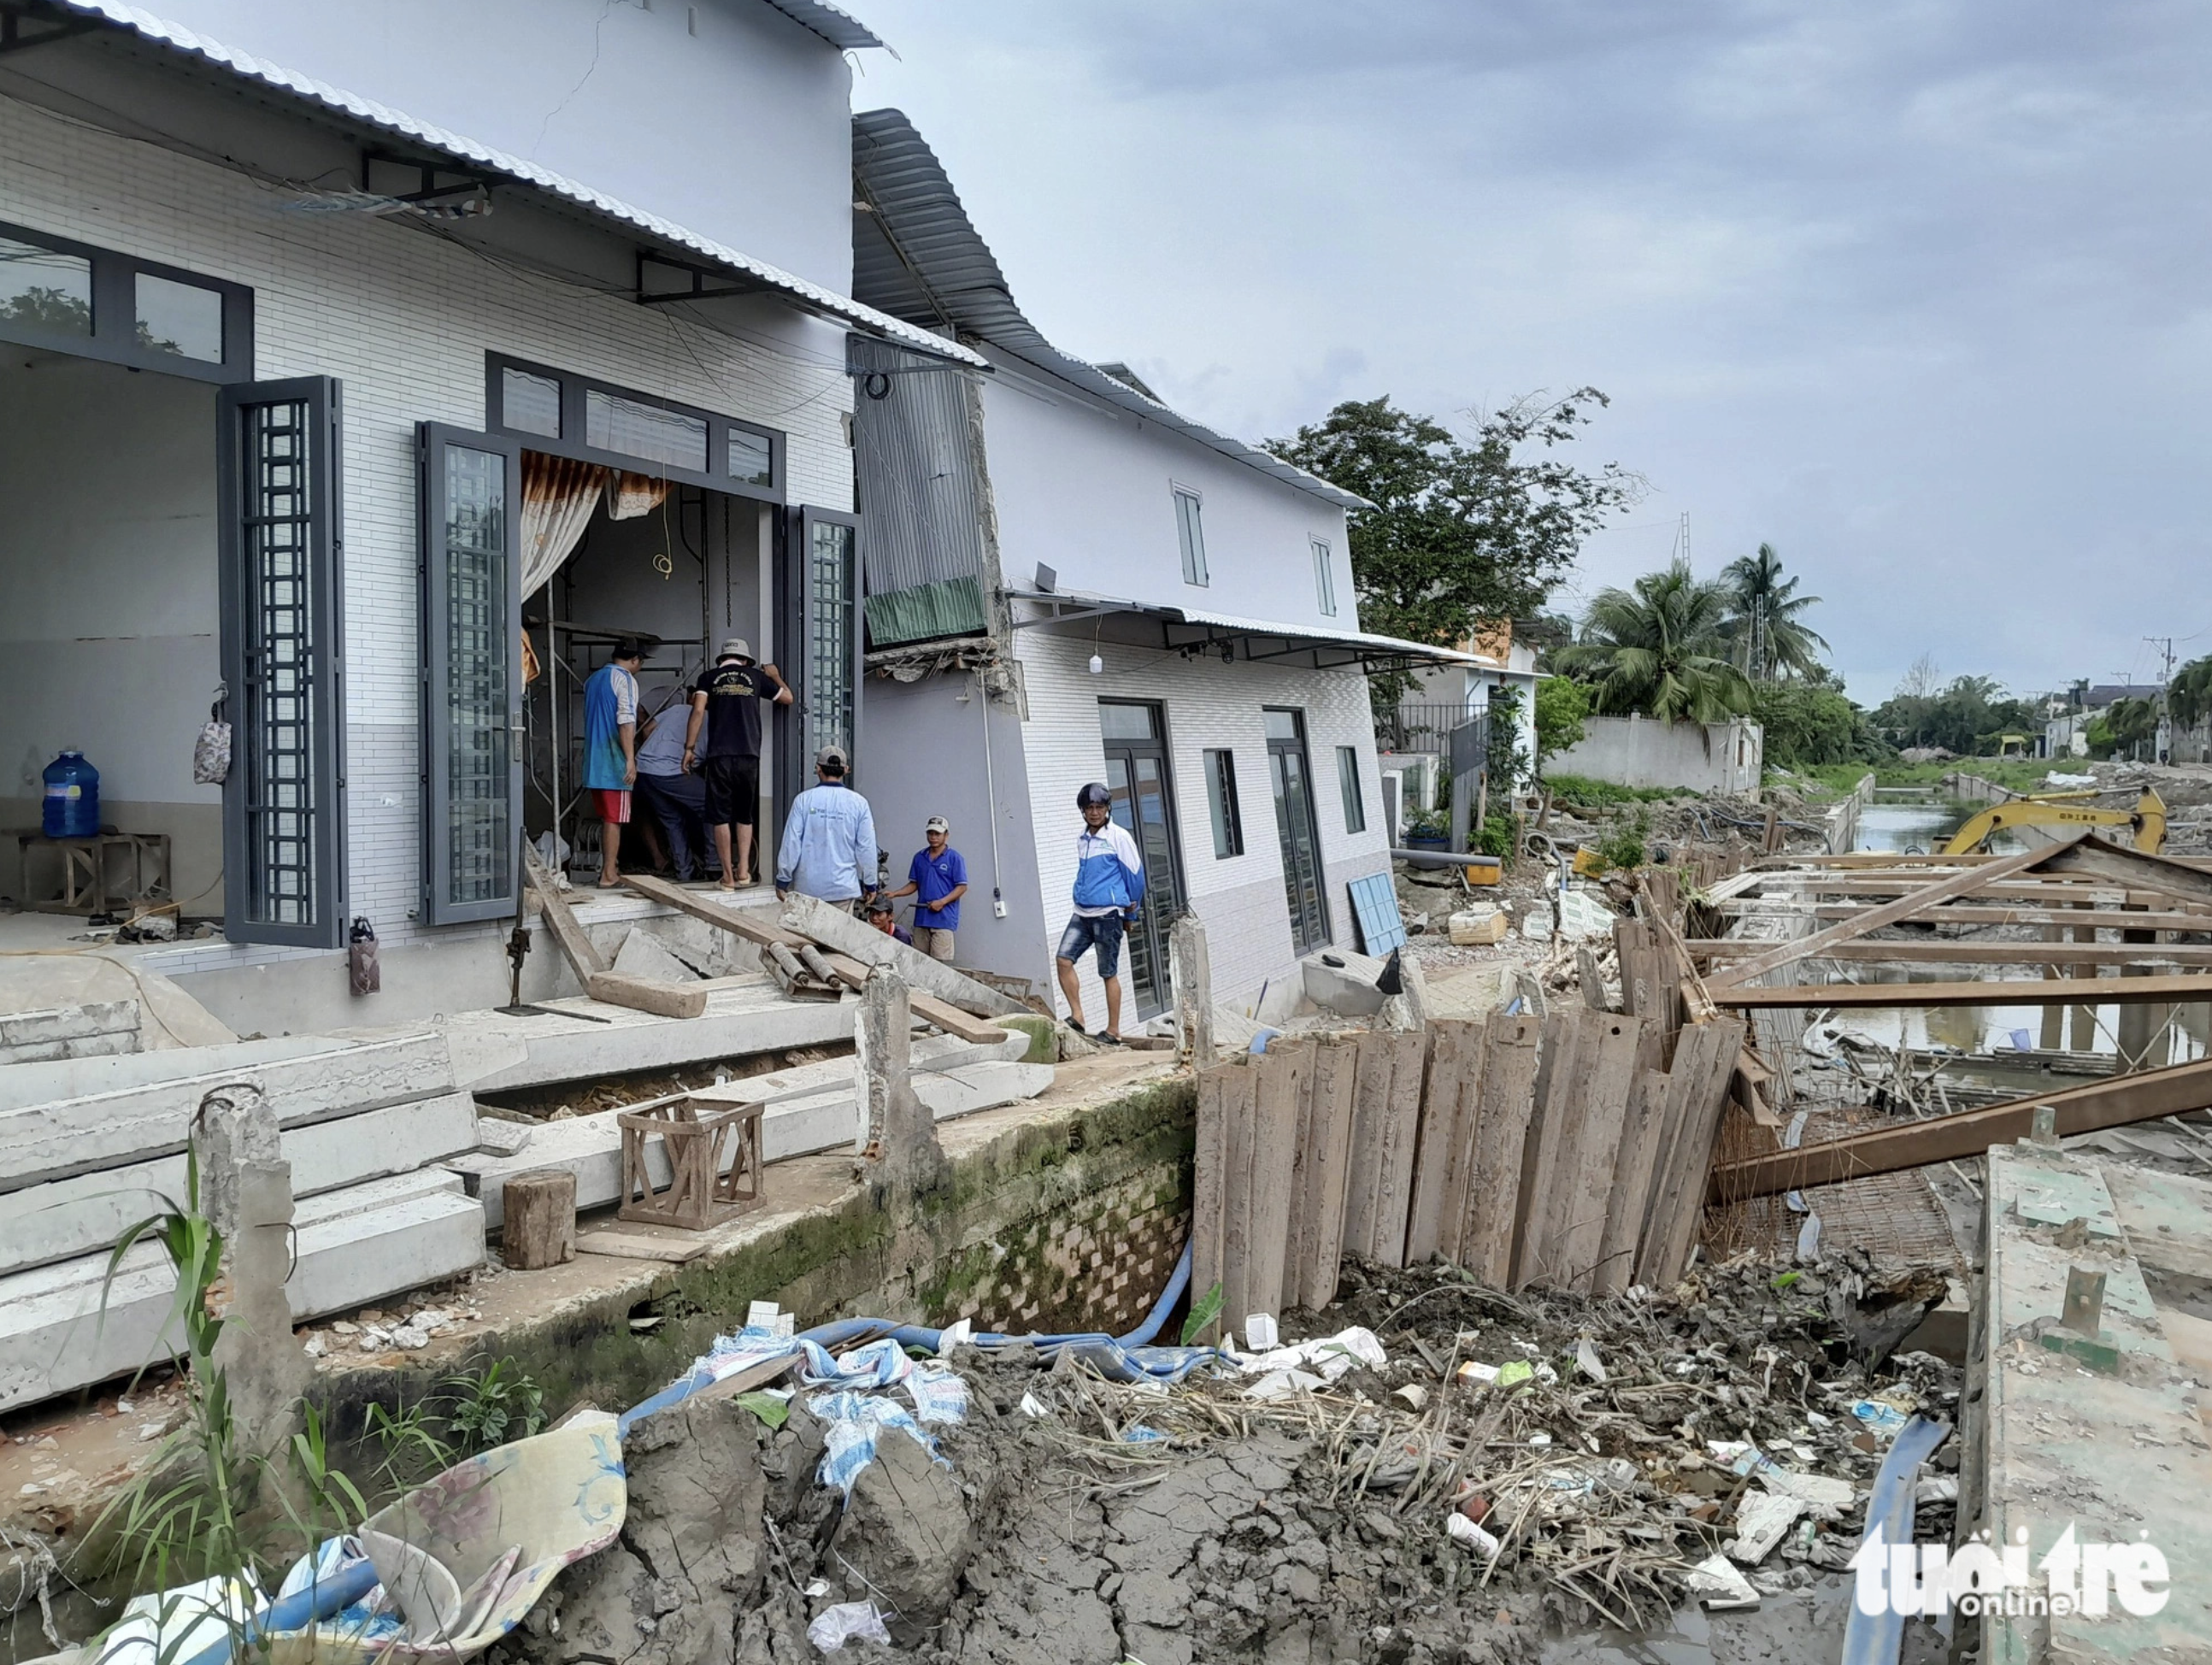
[866,576,988,645]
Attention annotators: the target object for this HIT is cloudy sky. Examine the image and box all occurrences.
[849,0,2211,705]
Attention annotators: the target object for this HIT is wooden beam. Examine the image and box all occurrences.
[1708,1054,2212,1202]
[584,971,708,1019]
[1711,973,2212,1009]
[1704,842,2061,990]
[523,848,607,981]
[1718,903,2212,932]
[1739,878,2191,905]
[2036,834,2212,911]
[815,952,1008,1045]
[1689,938,2212,968]
[621,874,809,949]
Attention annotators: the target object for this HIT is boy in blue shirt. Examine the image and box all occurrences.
[1055,782,1144,1044]
[885,815,968,962]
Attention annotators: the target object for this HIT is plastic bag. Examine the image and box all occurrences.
[192,720,232,785]
[349,916,381,996]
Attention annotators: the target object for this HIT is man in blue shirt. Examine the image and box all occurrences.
[885,815,968,962]
[582,639,644,888]
[774,745,878,910]
[1055,782,1144,1044]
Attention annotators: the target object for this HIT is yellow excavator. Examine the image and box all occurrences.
[1941,788,2166,856]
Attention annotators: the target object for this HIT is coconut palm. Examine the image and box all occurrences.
[1558,560,1753,721]
[1723,543,1828,682]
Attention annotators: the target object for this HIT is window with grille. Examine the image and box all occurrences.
[1174,487,1208,586]
[1338,745,1366,833]
[807,517,857,765]
[1314,539,1337,616]
[1204,748,1244,857]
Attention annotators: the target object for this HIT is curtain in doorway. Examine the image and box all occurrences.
[520,453,604,683]
[603,470,669,521]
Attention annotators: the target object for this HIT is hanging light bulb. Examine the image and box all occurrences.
[1089,652,1103,675]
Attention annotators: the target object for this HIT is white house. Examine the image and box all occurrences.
[844,112,1471,1023]
[0,0,978,1032]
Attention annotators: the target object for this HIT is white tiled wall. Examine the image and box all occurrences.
[1016,633,1392,1022]
[0,93,853,966]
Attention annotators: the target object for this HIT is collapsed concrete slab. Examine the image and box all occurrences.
[0,1169,484,1413]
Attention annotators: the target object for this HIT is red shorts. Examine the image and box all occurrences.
[593,788,631,826]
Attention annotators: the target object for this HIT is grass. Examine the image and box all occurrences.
[1540,773,1690,811]
[1782,758,2062,796]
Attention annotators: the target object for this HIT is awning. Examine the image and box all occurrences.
[1008,588,1480,675]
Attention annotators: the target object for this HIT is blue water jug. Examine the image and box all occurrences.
[42,750,99,839]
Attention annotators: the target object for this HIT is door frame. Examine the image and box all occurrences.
[1097,697,1189,1021]
[416,422,525,925]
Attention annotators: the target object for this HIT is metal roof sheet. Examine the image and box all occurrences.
[851,108,1368,511]
[45,1,977,368]
[758,0,885,50]
[1010,587,1477,668]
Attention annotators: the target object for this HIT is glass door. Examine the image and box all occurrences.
[1265,707,1332,954]
[1098,701,1186,1021]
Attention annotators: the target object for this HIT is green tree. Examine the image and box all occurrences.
[1534,675,1590,772]
[2169,656,2212,731]
[1557,559,1753,722]
[2087,697,2158,760]
[1872,672,2038,754]
[1271,392,1642,699]
[1722,543,1828,682]
[1747,680,1874,767]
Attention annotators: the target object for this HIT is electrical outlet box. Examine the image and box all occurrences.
[993,897,1008,918]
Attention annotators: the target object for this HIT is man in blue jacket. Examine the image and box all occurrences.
[774,744,878,911]
[1055,781,1144,1044]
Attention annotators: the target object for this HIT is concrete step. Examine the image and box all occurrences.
[0,1091,480,1277]
[0,1033,456,1194]
[0,1171,485,1413]
[450,1037,1044,1228]
[0,1033,349,1114]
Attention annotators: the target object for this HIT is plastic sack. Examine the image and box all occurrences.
[349,916,381,996]
[192,720,232,785]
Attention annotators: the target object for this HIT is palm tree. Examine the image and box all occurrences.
[1558,560,1753,721]
[1722,543,1828,682]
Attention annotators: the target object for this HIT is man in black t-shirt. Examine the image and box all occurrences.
[682,638,791,889]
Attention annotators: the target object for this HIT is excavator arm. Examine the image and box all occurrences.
[1941,789,2166,856]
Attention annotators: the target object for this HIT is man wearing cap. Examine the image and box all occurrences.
[774,744,878,910]
[583,638,647,888]
[684,638,791,891]
[865,897,914,945]
[885,816,968,962]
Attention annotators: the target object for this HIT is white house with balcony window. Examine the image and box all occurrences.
[844,111,1474,1025]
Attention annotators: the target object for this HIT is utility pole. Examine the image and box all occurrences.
[2148,636,2175,764]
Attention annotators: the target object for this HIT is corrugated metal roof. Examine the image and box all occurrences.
[758,0,885,51]
[1010,587,1477,668]
[44,1,977,368]
[851,108,1369,511]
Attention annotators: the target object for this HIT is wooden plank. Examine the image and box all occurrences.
[1436,1022,1492,1265]
[524,847,607,980]
[2103,1163,2212,1284]
[1191,1065,1230,1336]
[621,873,810,948]
[584,971,709,1019]
[1713,973,2212,1010]
[1403,1020,1478,1263]
[1244,1043,1306,1320]
[1549,1014,1645,1292]
[1707,1055,2212,1204]
[1690,938,2212,968]
[1511,1009,1591,1289]
[1632,1021,1734,1286]
[1704,842,2059,990]
[1648,1016,1746,1283]
[1595,1068,1673,1295]
[1339,1033,1393,1264]
[1372,1029,1427,1268]
[1458,1014,1539,1286]
[1743,877,2189,905]
[1218,1060,1259,1337]
[815,952,1006,1044]
[1291,1040,1359,1309]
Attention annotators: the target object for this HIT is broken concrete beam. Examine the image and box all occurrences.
[0,1032,344,1115]
[443,981,855,1093]
[584,970,709,1020]
[453,1042,1041,1228]
[780,893,1026,1018]
[0,1033,456,1194]
[0,1091,479,1277]
[0,1170,484,1414]
[611,927,704,985]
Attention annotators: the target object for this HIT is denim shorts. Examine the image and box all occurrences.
[1056,911,1126,980]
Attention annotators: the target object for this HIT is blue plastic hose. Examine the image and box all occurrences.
[1839,1413,1950,1665]
[179,1559,382,1665]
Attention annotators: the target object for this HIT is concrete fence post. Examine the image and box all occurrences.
[856,966,947,1194]
[194,1082,312,1446]
[1171,914,1214,1068]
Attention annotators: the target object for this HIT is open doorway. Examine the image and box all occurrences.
[0,349,223,921]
